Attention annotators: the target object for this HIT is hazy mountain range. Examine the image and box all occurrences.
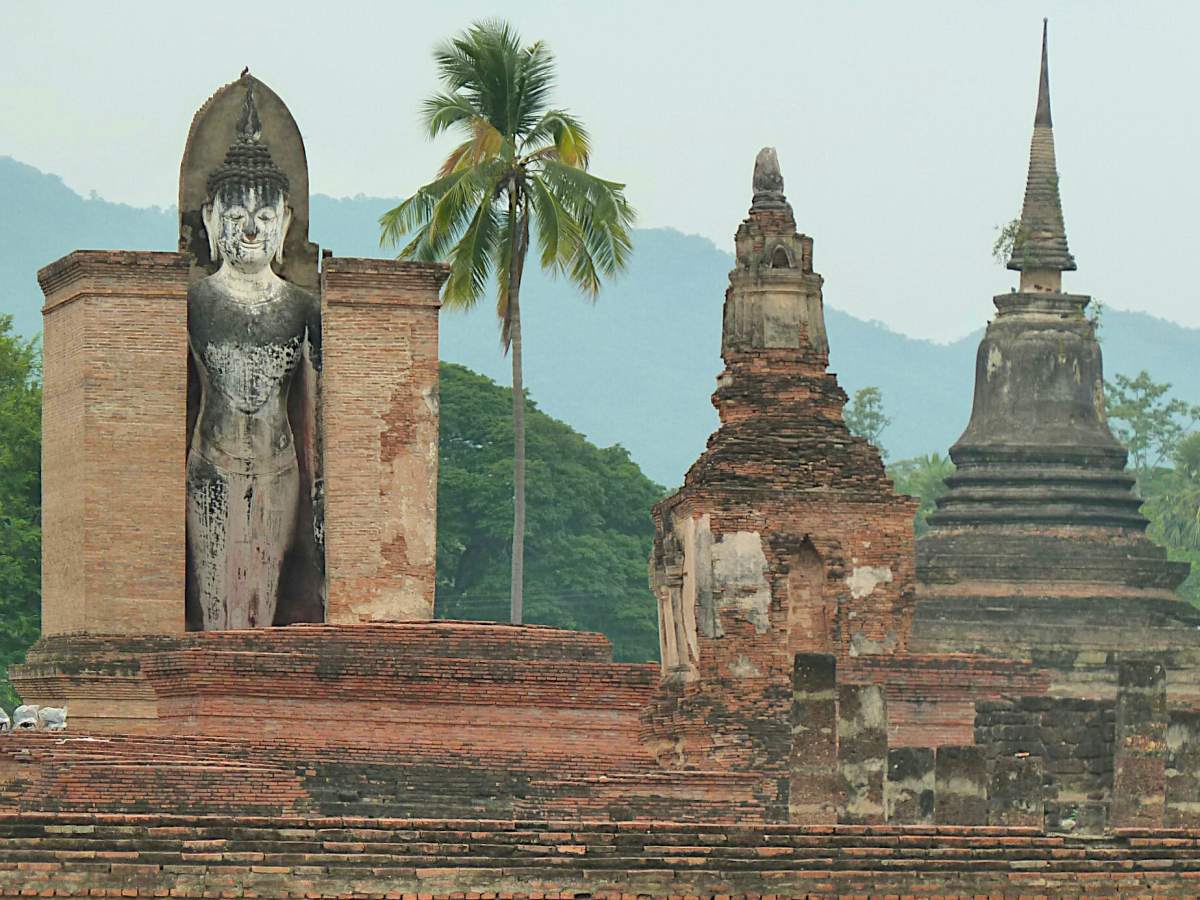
[4,154,1199,486]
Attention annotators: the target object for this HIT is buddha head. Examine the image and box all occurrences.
[202,82,292,276]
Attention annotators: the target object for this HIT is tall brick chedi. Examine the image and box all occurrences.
[645,149,915,819]
[914,23,1194,658]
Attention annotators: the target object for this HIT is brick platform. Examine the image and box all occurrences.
[9,623,657,739]
[4,814,1200,898]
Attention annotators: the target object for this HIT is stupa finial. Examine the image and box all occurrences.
[751,147,786,209]
[1008,19,1075,287]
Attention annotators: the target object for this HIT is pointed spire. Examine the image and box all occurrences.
[1008,19,1075,283]
[1035,19,1052,127]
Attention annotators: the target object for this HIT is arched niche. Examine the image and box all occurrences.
[786,539,829,654]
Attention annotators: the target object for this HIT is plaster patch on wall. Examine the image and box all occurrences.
[986,345,1003,379]
[729,654,761,679]
[847,565,893,599]
[710,531,771,634]
[688,514,716,641]
[849,629,899,657]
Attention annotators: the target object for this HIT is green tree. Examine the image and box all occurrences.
[1105,370,1200,473]
[844,386,891,459]
[0,314,41,710]
[992,215,1024,266]
[381,21,635,624]
[437,363,662,661]
[887,452,955,535]
[1138,432,1200,606]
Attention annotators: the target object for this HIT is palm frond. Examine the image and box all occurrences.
[421,92,477,139]
[521,109,590,166]
[379,168,474,249]
[422,163,502,260]
[539,160,635,284]
[443,195,502,309]
[492,211,514,346]
[512,40,556,136]
[528,174,582,272]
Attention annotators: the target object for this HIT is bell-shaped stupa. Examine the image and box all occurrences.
[914,22,1194,659]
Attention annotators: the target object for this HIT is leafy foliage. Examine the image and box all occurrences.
[1105,370,1200,473]
[380,19,635,332]
[0,314,40,709]
[1136,444,1200,606]
[436,362,663,661]
[1103,370,1200,605]
[992,216,1024,266]
[844,386,891,460]
[887,453,955,535]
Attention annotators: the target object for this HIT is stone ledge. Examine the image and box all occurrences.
[38,250,189,312]
[321,257,448,304]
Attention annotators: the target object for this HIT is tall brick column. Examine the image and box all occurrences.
[1112,658,1167,827]
[38,251,190,636]
[935,745,988,824]
[837,683,887,824]
[1166,711,1200,827]
[789,654,838,823]
[886,747,934,823]
[320,257,447,624]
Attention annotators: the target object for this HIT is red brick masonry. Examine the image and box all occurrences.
[2,814,1200,898]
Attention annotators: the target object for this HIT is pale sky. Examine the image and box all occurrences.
[3,1,1198,341]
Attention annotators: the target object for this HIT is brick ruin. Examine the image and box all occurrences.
[6,27,1200,898]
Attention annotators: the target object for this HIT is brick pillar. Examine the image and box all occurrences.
[789,653,838,823]
[1111,659,1167,828]
[885,747,934,823]
[988,755,1044,826]
[837,683,887,823]
[320,257,447,624]
[1166,711,1200,828]
[38,251,189,636]
[935,745,987,824]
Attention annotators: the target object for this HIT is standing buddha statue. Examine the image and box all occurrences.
[186,83,321,630]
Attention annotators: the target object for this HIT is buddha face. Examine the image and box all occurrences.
[204,186,291,275]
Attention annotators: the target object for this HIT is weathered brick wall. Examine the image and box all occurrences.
[976,696,1115,834]
[5,814,1200,897]
[321,257,447,624]
[845,652,1050,748]
[38,250,189,637]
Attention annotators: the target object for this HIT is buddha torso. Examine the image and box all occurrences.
[188,276,320,471]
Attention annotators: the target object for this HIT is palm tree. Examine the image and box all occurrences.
[381,20,635,625]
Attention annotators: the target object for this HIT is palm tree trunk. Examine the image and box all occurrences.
[508,203,530,625]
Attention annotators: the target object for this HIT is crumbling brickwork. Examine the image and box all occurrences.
[643,153,916,821]
[976,696,1115,834]
[321,257,448,624]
